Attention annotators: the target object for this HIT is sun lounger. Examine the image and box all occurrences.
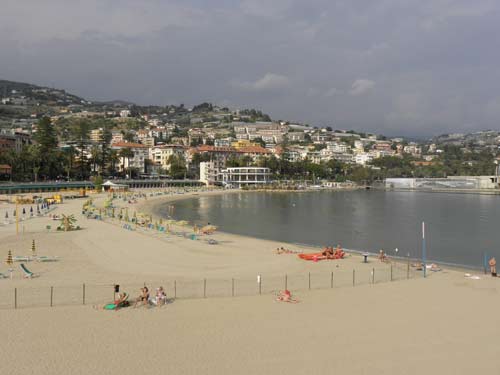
[36,256,59,262]
[20,263,35,278]
[13,256,31,262]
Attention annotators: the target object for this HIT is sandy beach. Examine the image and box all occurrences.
[0,188,498,374]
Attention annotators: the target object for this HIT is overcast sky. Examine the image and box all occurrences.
[1,0,500,137]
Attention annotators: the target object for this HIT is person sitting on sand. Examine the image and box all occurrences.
[276,289,299,303]
[151,287,167,307]
[94,292,129,310]
[333,245,345,259]
[489,257,497,277]
[134,287,150,307]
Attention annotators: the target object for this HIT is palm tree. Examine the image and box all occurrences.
[118,148,134,177]
[90,145,101,175]
[59,214,77,231]
[108,149,120,177]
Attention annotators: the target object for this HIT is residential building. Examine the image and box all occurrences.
[111,142,149,174]
[150,145,186,171]
[287,132,305,142]
[111,131,124,144]
[0,131,32,153]
[354,153,373,165]
[199,160,226,185]
[90,128,103,143]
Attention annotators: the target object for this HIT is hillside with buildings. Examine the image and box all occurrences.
[0,79,499,186]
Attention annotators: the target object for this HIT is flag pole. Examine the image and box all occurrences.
[16,201,19,236]
[422,221,426,278]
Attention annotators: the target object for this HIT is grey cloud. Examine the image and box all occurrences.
[234,73,291,91]
[349,80,375,96]
[1,0,500,136]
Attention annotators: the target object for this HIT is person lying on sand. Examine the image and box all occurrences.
[429,263,441,272]
[134,287,150,307]
[276,290,299,303]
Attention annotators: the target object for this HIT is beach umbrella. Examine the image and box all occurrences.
[6,250,13,267]
[13,210,16,217]
[30,206,33,216]
[31,239,36,258]
[5,212,8,219]
[37,204,40,212]
[112,208,115,218]
[22,208,26,215]
[125,209,129,222]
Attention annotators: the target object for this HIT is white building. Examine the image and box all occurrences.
[90,128,103,143]
[222,167,271,188]
[111,142,149,173]
[200,160,225,185]
[326,142,349,153]
[120,110,131,118]
[354,153,373,165]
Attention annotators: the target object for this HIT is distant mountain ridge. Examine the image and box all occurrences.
[0,79,87,105]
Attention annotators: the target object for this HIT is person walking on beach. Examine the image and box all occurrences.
[489,257,497,277]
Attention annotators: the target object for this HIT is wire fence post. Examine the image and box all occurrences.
[203,279,206,298]
[285,274,287,290]
[82,283,86,305]
[407,258,410,279]
[259,276,262,295]
[174,280,177,299]
[331,271,334,288]
[232,278,234,297]
[308,272,311,290]
[390,265,393,281]
[14,288,17,309]
[353,269,355,286]
[50,286,53,307]
[372,268,375,284]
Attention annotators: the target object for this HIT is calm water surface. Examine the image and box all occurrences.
[156,191,500,268]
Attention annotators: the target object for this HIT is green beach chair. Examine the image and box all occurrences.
[103,293,129,310]
[20,263,35,278]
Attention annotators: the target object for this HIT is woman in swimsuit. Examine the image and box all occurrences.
[134,287,150,307]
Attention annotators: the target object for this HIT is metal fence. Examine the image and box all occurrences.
[0,262,419,310]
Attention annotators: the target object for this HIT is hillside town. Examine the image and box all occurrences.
[1,80,499,187]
